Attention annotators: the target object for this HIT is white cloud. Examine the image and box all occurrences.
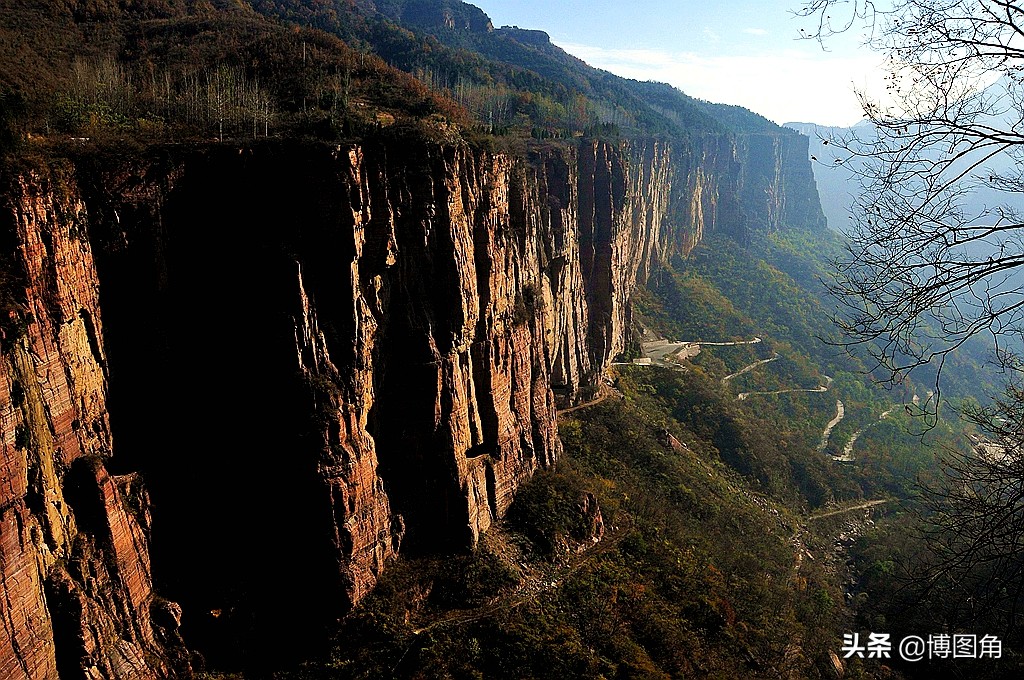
[703,28,721,43]
[556,41,886,126]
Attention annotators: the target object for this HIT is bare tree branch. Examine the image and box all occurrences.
[804,0,1024,638]
[797,2,1024,411]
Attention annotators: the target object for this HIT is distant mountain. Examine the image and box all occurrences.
[251,0,792,137]
[787,115,1024,234]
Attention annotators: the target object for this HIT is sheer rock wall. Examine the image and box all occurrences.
[0,130,823,671]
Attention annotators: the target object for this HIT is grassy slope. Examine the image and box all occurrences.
[273,388,847,679]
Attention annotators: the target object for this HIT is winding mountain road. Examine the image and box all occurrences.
[633,337,763,369]
[633,335,844,459]
[833,407,894,462]
[721,353,780,383]
[817,400,845,451]
[736,375,833,401]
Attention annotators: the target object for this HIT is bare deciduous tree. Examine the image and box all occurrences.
[802,0,1024,641]
[910,372,1024,631]
[799,1,1024,407]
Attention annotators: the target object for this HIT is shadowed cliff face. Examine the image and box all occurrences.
[79,148,364,667]
[737,133,827,233]
[0,130,824,673]
[0,162,189,680]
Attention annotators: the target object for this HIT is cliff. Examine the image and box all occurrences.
[0,129,824,672]
[736,133,827,233]
[0,161,188,679]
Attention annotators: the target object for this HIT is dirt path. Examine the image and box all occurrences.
[833,407,894,462]
[736,375,833,401]
[636,334,846,455]
[807,498,892,521]
[630,337,763,370]
[405,519,631,643]
[639,339,701,364]
[835,431,861,462]
[696,337,762,346]
[557,383,618,413]
[635,333,834,407]
[790,498,894,583]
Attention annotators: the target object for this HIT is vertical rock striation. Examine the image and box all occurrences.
[0,162,187,679]
[0,128,824,671]
[737,133,827,233]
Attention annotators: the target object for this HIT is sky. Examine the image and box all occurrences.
[470,0,888,127]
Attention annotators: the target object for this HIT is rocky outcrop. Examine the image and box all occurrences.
[0,162,188,679]
[0,127,824,672]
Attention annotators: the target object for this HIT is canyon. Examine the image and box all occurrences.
[0,128,824,675]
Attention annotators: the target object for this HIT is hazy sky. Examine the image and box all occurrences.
[470,0,886,127]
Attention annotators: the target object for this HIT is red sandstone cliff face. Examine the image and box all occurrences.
[0,131,821,672]
[0,162,187,679]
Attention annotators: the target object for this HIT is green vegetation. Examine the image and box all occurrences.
[0,3,469,148]
[1,1,1007,677]
[274,387,848,679]
[0,0,799,149]
[259,224,985,679]
[637,228,1021,679]
[638,230,967,497]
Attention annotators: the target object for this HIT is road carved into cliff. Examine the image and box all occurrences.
[401,517,631,651]
[556,383,619,416]
[633,333,852,462]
